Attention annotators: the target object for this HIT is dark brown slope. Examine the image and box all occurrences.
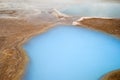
[73,17,120,37]
[0,18,55,80]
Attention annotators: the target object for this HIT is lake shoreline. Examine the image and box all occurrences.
[0,9,120,80]
[0,17,57,80]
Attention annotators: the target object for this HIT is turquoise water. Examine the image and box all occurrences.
[24,25,120,80]
[62,3,120,18]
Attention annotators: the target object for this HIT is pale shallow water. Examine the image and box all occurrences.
[62,3,120,18]
[24,25,120,80]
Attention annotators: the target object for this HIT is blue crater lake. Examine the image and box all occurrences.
[23,25,120,80]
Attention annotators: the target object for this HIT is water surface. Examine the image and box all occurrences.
[62,3,120,18]
[24,25,120,80]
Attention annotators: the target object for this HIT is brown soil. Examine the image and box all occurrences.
[74,17,120,38]
[101,70,120,80]
[0,18,56,80]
